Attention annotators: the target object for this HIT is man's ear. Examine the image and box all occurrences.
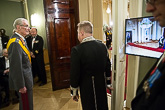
[16,25,21,30]
[80,31,84,36]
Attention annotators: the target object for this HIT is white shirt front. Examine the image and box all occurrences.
[5,57,9,69]
[32,36,36,49]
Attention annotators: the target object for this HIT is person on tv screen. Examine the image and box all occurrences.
[131,0,165,110]
[159,28,165,48]
[126,32,132,43]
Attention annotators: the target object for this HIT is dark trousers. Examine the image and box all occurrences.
[0,85,3,106]
[32,55,47,83]
[0,76,10,100]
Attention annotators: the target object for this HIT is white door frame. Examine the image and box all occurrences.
[126,0,143,108]
[111,0,128,110]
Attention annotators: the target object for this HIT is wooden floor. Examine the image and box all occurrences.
[1,66,130,110]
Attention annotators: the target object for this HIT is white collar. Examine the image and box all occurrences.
[33,35,37,39]
[81,36,95,43]
[15,32,25,41]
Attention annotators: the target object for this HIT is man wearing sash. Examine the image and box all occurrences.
[7,18,33,110]
[131,0,165,110]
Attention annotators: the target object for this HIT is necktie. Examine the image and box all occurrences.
[0,37,3,57]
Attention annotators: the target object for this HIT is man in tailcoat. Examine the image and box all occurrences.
[131,0,165,110]
[7,18,33,110]
[27,27,47,86]
[70,21,112,110]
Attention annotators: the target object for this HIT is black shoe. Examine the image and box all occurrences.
[12,98,19,104]
[4,101,10,106]
[3,97,10,104]
[39,82,47,86]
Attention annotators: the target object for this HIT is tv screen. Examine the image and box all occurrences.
[125,16,165,58]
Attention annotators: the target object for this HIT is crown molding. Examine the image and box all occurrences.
[8,0,22,2]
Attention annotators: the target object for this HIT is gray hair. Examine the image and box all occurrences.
[13,18,28,29]
[77,21,93,34]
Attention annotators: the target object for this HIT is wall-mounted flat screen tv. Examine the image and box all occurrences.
[125,16,165,58]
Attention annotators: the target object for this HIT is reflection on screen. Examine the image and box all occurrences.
[125,16,164,58]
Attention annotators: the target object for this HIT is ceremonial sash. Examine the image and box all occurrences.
[21,92,30,110]
[143,52,165,98]
[7,38,31,64]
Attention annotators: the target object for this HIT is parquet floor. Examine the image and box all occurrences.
[1,65,130,110]
[1,66,82,110]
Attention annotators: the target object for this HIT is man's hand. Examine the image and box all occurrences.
[19,87,27,93]
[107,84,113,91]
[30,52,35,58]
[107,86,113,91]
[72,95,79,102]
[3,69,9,74]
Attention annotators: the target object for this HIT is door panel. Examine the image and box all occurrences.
[44,0,79,90]
[54,18,71,59]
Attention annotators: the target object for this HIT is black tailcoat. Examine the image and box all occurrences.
[27,35,47,83]
[70,40,111,110]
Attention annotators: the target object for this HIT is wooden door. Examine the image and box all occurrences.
[43,0,79,90]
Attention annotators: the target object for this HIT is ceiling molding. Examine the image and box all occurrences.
[8,0,22,2]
